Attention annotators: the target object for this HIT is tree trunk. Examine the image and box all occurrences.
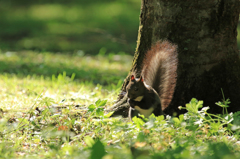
[110,0,240,117]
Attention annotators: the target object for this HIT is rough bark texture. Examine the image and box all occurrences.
[112,0,240,117]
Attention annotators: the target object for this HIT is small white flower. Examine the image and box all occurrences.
[166,115,171,120]
[194,118,203,126]
[30,116,36,122]
[201,106,210,112]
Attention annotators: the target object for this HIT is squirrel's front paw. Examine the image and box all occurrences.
[128,99,135,108]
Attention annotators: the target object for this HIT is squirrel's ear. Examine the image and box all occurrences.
[130,75,135,81]
[139,76,144,82]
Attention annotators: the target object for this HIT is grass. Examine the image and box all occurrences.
[0,50,240,158]
[0,50,130,158]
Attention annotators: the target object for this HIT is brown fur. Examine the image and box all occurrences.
[142,40,178,110]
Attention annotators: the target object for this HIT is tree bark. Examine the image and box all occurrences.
[110,0,240,117]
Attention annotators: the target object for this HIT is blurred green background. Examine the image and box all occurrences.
[0,0,239,55]
[0,0,140,54]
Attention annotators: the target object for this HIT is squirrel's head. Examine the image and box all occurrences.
[126,74,145,99]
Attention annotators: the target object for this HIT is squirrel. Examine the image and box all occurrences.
[127,74,163,119]
[126,40,178,119]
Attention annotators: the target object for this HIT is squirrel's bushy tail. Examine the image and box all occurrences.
[142,40,178,110]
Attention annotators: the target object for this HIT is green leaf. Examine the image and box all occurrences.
[196,100,203,109]
[99,100,107,107]
[137,132,147,142]
[84,136,95,147]
[186,98,203,114]
[179,114,184,122]
[96,108,104,116]
[172,117,180,127]
[90,140,106,159]
[132,116,145,128]
[88,104,96,112]
[70,118,76,125]
[104,111,114,118]
[95,99,101,106]
[95,99,107,107]
[209,121,221,134]
[208,142,235,158]
[156,115,164,122]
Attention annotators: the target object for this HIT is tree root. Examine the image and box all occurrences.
[105,93,130,117]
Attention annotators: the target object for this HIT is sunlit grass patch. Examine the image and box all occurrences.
[0,50,240,158]
[0,50,131,115]
[0,49,132,158]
